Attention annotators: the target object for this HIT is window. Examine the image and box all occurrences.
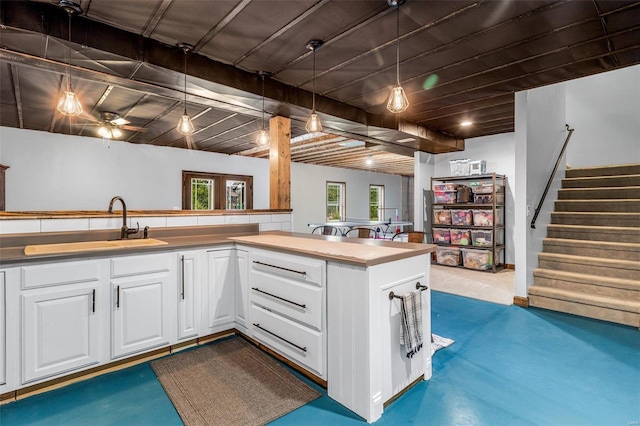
[326,182,345,222]
[370,185,384,221]
[182,171,253,210]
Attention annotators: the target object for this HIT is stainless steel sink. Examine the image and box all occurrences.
[24,238,168,256]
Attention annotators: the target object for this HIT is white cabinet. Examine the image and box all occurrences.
[248,249,326,379]
[177,251,201,341]
[19,260,105,384]
[203,249,236,333]
[0,271,5,386]
[110,254,173,359]
[234,249,249,332]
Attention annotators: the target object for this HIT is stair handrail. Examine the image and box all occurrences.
[530,124,575,229]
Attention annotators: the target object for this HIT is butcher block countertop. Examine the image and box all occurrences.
[0,209,291,220]
[0,226,434,267]
[231,233,434,266]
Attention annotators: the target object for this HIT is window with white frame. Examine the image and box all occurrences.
[369,185,384,221]
[326,182,345,222]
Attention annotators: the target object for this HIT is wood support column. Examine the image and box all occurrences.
[269,116,291,209]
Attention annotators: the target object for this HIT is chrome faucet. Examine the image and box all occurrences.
[108,196,138,239]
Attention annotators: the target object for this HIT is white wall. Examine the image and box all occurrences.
[514,83,567,297]
[291,162,402,233]
[432,133,516,265]
[413,151,435,233]
[566,65,640,167]
[0,127,270,211]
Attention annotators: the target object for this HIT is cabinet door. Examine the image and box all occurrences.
[177,251,201,341]
[234,249,248,331]
[205,250,236,332]
[22,283,101,384]
[0,271,5,385]
[111,272,170,359]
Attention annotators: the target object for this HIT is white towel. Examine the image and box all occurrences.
[399,290,423,358]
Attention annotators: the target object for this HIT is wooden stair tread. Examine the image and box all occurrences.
[533,268,640,289]
[538,252,640,270]
[543,238,640,250]
[528,286,640,313]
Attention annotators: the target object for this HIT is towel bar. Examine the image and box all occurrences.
[389,282,428,300]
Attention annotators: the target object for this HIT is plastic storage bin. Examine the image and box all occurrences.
[469,160,486,175]
[433,209,452,225]
[472,208,503,226]
[449,229,471,245]
[471,183,495,194]
[432,228,451,244]
[434,190,457,204]
[436,246,461,266]
[434,183,457,191]
[461,248,495,270]
[471,230,493,247]
[450,209,473,226]
[474,193,505,204]
[449,159,470,176]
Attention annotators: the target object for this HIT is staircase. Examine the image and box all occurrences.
[529,163,640,328]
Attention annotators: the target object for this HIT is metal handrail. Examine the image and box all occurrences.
[530,124,575,229]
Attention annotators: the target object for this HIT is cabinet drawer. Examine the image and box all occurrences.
[251,304,324,378]
[250,272,322,330]
[250,250,325,287]
[21,260,102,290]
[110,253,171,278]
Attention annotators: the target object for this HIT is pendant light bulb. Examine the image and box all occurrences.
[176,113,195,136]
[57,1,83,117]
[387,0,409,114]
[256,71,270,146]
[176,43,195,136]
[305,113,322,133]
[98,125,112,139]
[256,129,270,146]
[387,84,409,113]
[57,90,83,116]
[306,39,323,134]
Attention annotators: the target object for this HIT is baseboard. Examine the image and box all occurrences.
[513,296,529,307]
[505,263,515,270]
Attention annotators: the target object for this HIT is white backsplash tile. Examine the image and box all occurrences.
[0,220,41,234]
[259,222,282,232]
[41,219,90,232]
[224,215,251,224]
[249,214,272,224]
[89,217,123,230]
[130,217,168,229]
[271,213,291,223]
[166,216,198,227]
[197,215,225,226]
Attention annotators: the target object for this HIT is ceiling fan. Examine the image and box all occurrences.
[81,111,148,139]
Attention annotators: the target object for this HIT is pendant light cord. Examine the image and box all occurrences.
[66,11,72,91]
[183,50,188,115]
[312,48,316,112]
[396,3,400,85]
[261,74,266,130]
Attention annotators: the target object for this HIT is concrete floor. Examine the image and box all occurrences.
[430,264,515,305]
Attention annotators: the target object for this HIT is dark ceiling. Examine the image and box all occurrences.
[1,0,639,176]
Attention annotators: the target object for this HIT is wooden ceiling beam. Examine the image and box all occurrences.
[9,64,24,129]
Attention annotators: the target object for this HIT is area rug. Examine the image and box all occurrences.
[151,337,320,426]
[431,334,455,355]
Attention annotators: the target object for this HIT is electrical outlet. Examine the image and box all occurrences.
[526,205,531,217]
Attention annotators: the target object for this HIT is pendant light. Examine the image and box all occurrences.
[256,71,270,146]
[176,43,195,136]
[386,0,409,114]
[305,39,324,134]
[56,0,83,116]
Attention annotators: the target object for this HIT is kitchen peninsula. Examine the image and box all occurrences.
[0,217,434,423]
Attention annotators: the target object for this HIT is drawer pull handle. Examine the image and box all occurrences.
[251,287,306,309]
[253,323,307,353]
[92,289,96,313]
[253,261,307,277]
[116,285,120,309]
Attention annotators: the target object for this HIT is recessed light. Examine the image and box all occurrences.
[460,121,473,127]
[365,156,373,166]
